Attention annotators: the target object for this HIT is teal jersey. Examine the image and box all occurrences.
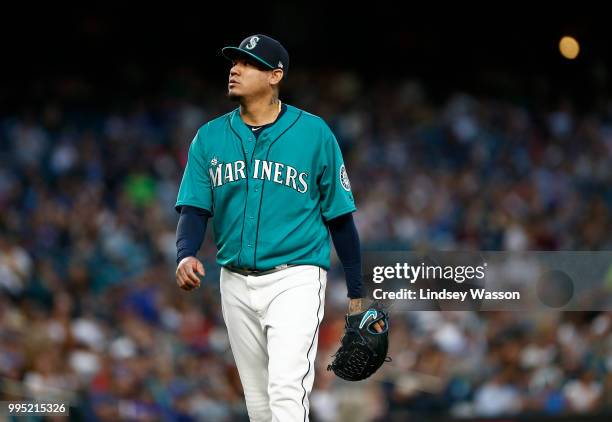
[175,104,356,271]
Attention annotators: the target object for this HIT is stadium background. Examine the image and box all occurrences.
[1,5,611,421]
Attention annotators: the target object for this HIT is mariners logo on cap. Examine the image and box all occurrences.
[245,36,260,50]
[340,164,351,191]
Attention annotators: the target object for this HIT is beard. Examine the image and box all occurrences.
[227,91,242,102]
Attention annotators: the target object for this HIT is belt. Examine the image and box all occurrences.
[225,264,294,277]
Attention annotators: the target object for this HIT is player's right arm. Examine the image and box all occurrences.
[175,206,210,291]
[176,256,205,291]
[174,127,214,291]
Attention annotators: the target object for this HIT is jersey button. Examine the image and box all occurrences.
[247,244,252,248]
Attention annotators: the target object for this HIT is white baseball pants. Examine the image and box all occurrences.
[220,265,327,422]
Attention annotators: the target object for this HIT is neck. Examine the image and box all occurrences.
[239,94,281,126]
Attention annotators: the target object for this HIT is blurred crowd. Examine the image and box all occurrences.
[0,69,611,421]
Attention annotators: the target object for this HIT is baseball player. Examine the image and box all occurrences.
[174,34,384,421]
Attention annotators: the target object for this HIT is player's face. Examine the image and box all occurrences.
[228,58,273,101]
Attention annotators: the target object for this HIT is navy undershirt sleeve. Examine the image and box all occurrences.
[327,213,363,299]
[176,205,211,265]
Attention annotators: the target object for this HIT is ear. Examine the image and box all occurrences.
[269,69,284,87]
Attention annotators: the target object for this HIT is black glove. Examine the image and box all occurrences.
[327,302,391,381]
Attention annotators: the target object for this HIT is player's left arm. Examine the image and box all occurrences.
[327,214,384,332]
[327,213,362,299]
[318,124,384,332]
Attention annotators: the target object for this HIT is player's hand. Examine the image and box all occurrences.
[371,320,385,333]
[176,257,205,291]
[348,298,385,333]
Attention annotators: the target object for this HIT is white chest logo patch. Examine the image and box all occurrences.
[245,36,260,50]
[340,164,351,191]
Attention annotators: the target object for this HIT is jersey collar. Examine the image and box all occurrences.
[229,104,301,143]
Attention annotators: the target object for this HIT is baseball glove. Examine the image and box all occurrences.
[327,302,391,381]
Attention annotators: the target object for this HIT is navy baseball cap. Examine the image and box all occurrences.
[222,35,289,75]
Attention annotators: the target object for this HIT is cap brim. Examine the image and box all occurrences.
[221,47,275,70]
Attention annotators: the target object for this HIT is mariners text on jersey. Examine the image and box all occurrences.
[209,159,309,193]
[175,104,356,271]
